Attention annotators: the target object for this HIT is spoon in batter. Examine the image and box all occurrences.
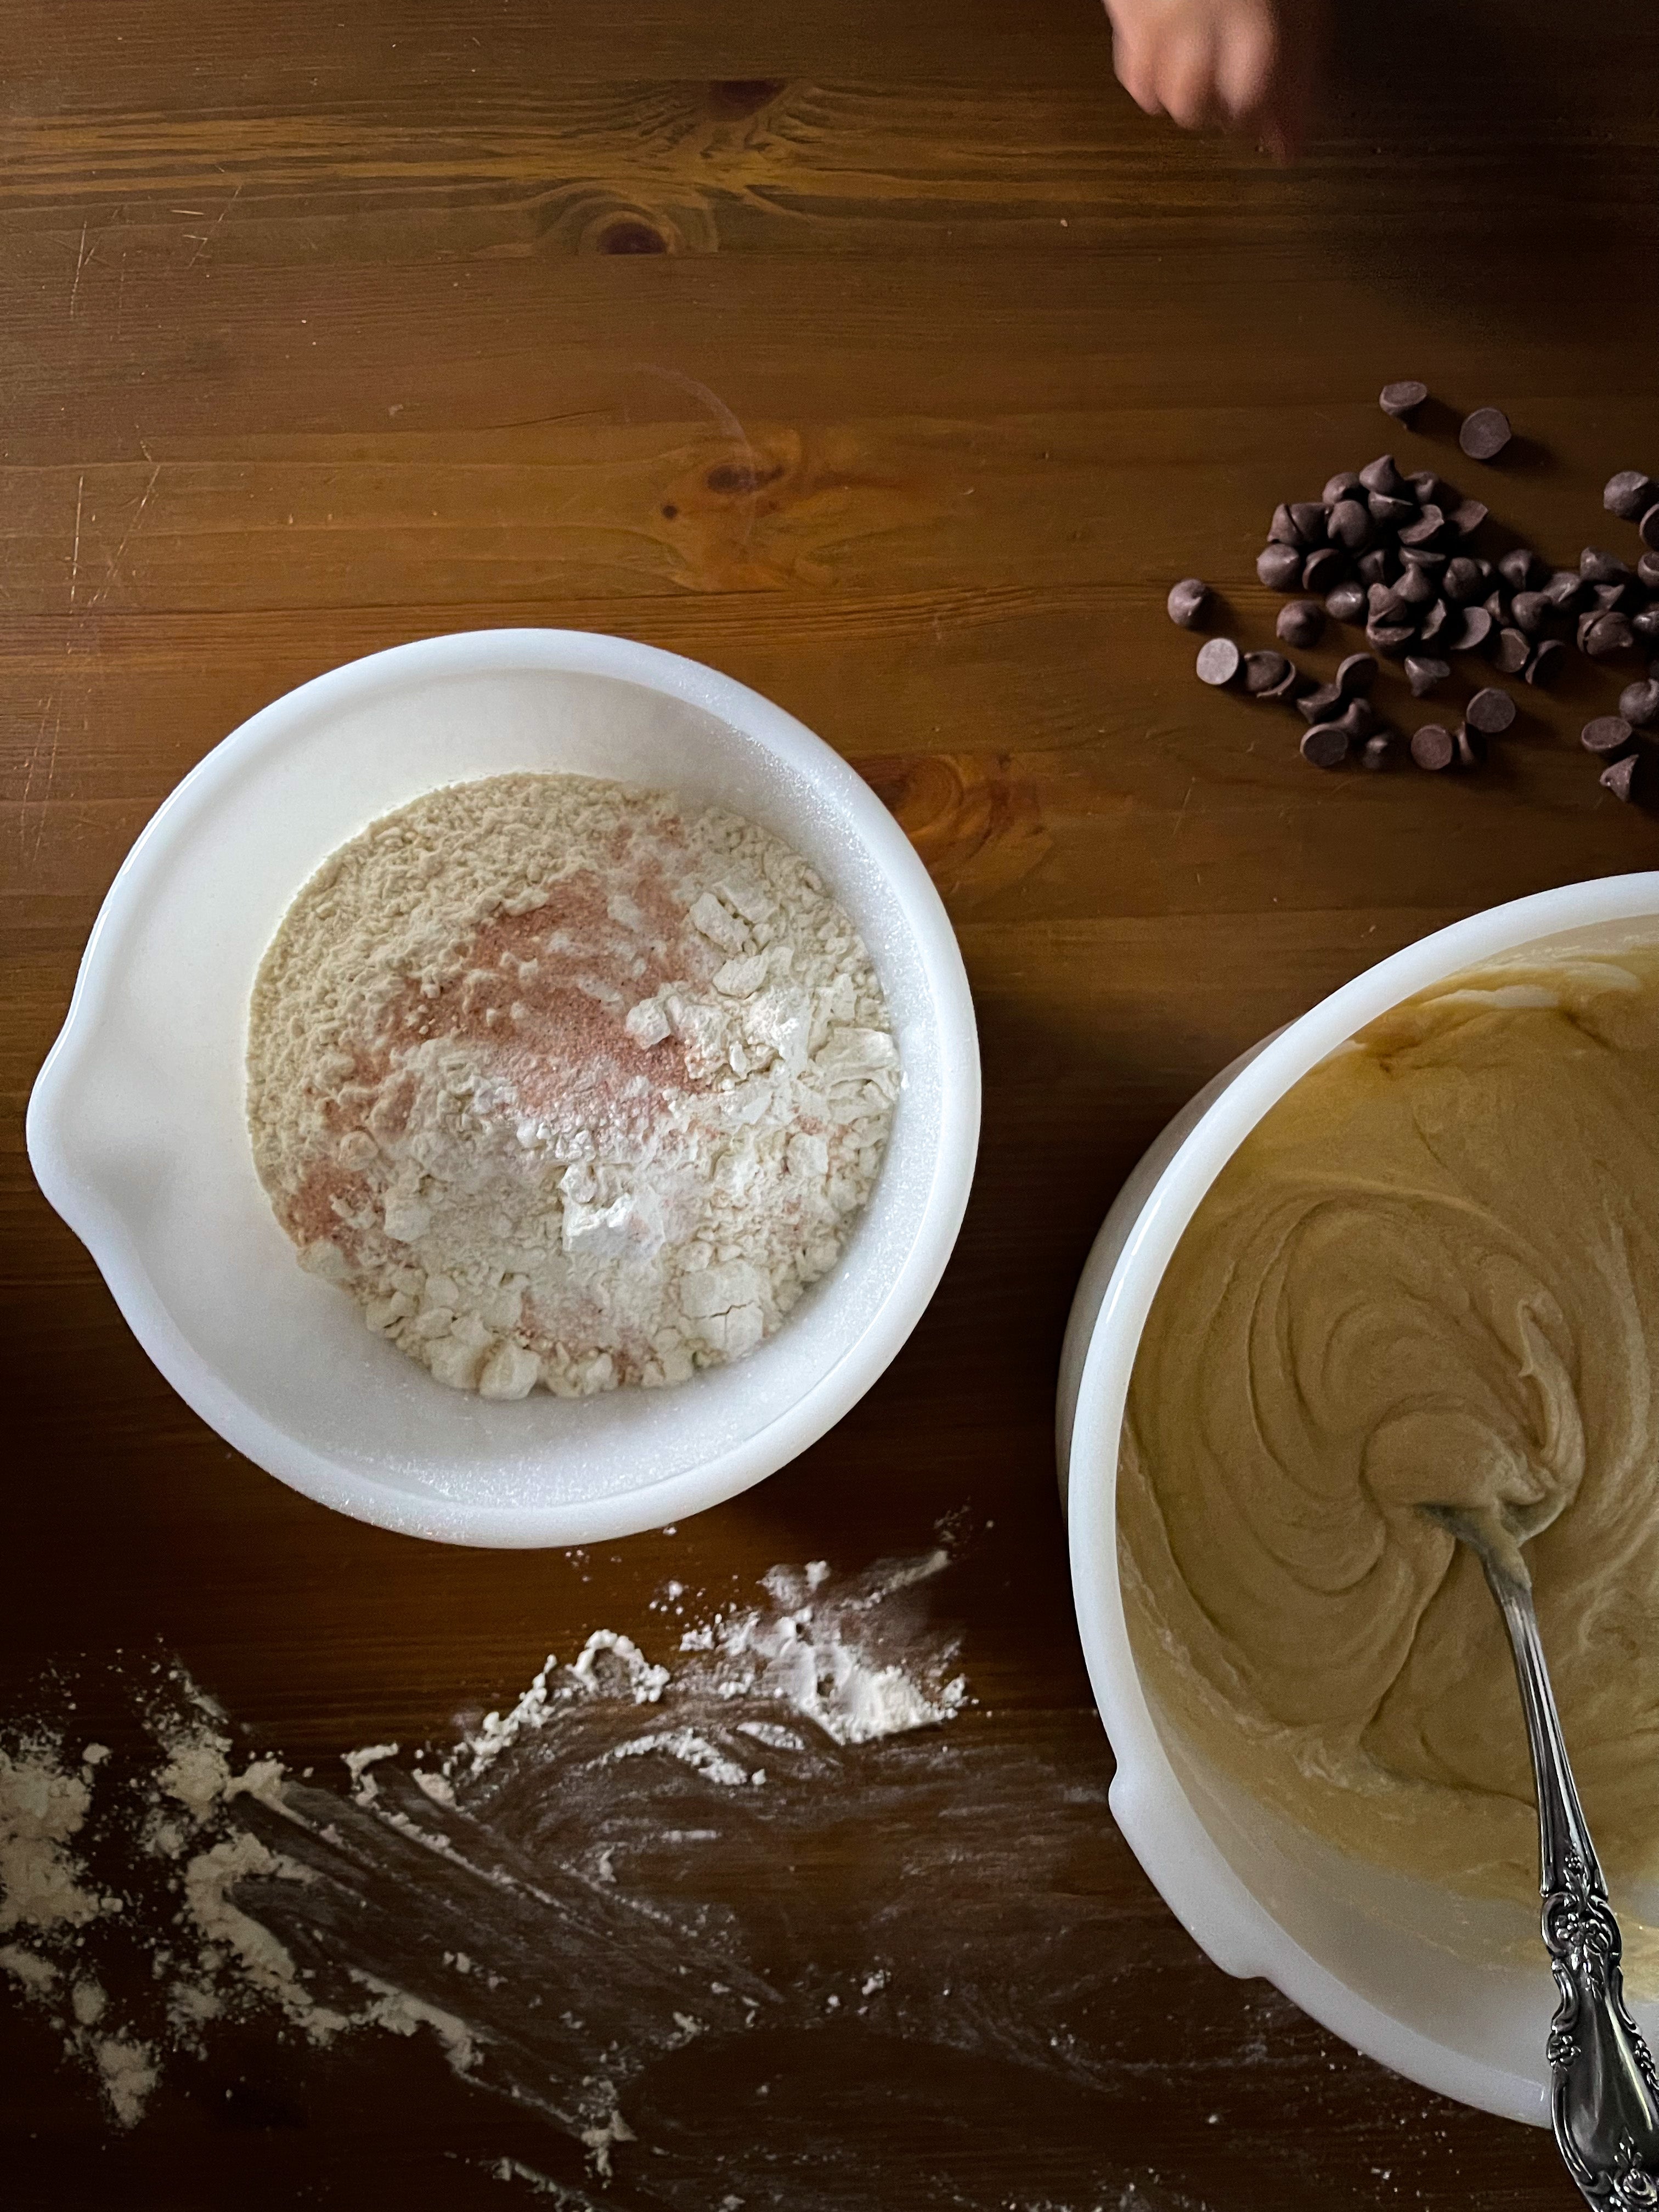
[1426,1499,1659,2207]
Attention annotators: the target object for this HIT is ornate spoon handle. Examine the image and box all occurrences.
[1483,1559,1659,2208]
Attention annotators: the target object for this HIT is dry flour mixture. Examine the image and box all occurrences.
[247,773,898,1397]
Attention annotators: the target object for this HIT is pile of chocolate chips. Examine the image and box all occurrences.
[1168,387,1659,801]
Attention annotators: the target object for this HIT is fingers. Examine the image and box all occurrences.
[1113,22,1225,130]
[1107,0,1327,157]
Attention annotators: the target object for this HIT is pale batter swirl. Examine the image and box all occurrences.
[1121,947,1659,1909]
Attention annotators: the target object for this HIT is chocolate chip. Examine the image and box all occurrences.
[1605,471,1657,521]
[1582,715,1634,755]
[1398,563,1437,608]
[1410,724,1455,771]
[1368,492,1417,531]
[1622,680,1659,728]
[1357,548,1396,588]
[1262,661,1304,701]
[1359,454,1406,497]
[1419,598,1450,644]
[1327,499,1374,551]
[1301,724,1350,768]
[1544,568,1585,611]
[1498,547,1544,591]
[1400,545,1447,573]
[1602,753,1641,803]
[1510,590,1551,634]
[1443,556,1483,603]
[1167,577,1212,629]
[1277,599,1324,648]
[1448,499,1489,539]
[1301,547,1347,594]
[1405,654,1450,697]
[1525,639,1565,687]
[1492,628,1530,675]
[1595,580,1635,611]
[1641,505,1659,552]
[1257,544,1304,591]
[1196,638,1243,686]
[1269,503,1301,545]
[1323,471,1364,505]
[1458,407,1512,461]
[1584,611,1635,658]
[1448,605,1493,653]
[1361,732,1393,771]
[1455,724,1486,769]
[1581,547,1632,583]
[1466,687,1517,735]
[1640,552,1659,590]
[1244,650,1293,695]
[1337,698,1377,741]
[1368,622,1417,657]
[1334,651,1379,697]
[1289,501,1328,546]
[1482,588,1509,626]
[1325,582,1367,623]
[1408,470,1447,507]
[1635,607,1659,644]
[1380,380,1429,420]
[1296,681,1345,723]
[1399,506,1446,548]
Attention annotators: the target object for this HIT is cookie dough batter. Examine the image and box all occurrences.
[1121,947,1659,1906]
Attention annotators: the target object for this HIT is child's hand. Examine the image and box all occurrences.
[1104,0,1329,163]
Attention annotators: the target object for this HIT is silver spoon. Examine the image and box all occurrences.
[1427,1502,1659,2207]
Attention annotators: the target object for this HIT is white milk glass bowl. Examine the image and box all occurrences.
[29,631,980,1548]
[1058,874,1659,2127]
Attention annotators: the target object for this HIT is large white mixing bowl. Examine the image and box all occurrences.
[29,630,980,1549]
[1059,874,1659,2125]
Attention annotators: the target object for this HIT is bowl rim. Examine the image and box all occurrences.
[27,627,981,1547]
[1065,871,1659,2125]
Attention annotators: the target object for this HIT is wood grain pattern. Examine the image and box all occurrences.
[4,2,1655,2204]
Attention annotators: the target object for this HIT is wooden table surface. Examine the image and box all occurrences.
[6,2,1658,2204]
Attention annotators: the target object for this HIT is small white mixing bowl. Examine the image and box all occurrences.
[29,630,979,1548]
[1059,873,1659,2127]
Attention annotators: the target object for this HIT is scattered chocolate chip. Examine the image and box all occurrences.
[1640,552,1659,590]
[1325,582,1367,623]
[1448,604,1493,653]
[1594,580,1635,611]
[1361,732,1393,770]
[1262,660,1304,701]
[1544,568,1585,611]
[1582,714,1634,755]
[1584,611,1635,658]
[1398,563,1437,608]
[1605,470,1657,521]
[1406,654,1450,697]
[1498,547,1545,591]
[1525,639,1566,687]
[1401,545,1447,573]
[1380,380,1430,421]
[1482,588,1509,626]
[1399,506,1446,548]
[1642,505,1659,552]
[1410,724,1455,771]
[1622,680,1659,729]
[1327,499,1374,551]
[1419,598,1450,643]
[1459,407,1512,461]
[1257,544,1304,590]
[1447,499,1489,538]
[1368,622,1417,657]
[1443,556,1483,603]
[1301,724,1350,768]
[1492,628,1530,675]
[1244,650,1293,695]
[1277,599,1324,649]
[1167,577,1212,629]
[1335,651,1379,697]
[1408,470,1447,507]
[1367,580,1408,622]
[1323,471,1364,505]
[1510,590,1551,634]
[1357,548,1395,588]
[1296,681,1345,723]
[1466,687,1517,735]
[1368,492,1417,531]
[1301,546,1347,594]
[1359,454,1406,497]
[1196,637,1243,686]
[1455,724,1486,769]
[1635,607,1659,644]
[1269,503,1301,545]
[1581,547,1632,583]
[1289,501,1329,545]
[1602,753,1641,803]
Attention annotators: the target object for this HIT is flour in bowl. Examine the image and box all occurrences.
[246,774,898,1397]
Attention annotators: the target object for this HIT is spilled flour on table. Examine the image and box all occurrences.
[0,1551,968,2160]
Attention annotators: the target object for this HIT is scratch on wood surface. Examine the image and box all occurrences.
[1172,777,1197,838]
[67,472,85,610]
[20,692,64,865]
[91,464,162,610]
[68,222,91,319]
[185,179,244,269]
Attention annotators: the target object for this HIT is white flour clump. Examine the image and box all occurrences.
[247,773,900,1397]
